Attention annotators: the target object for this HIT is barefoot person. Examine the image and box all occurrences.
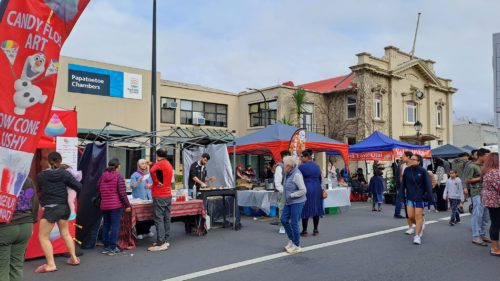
[35,152,82,273]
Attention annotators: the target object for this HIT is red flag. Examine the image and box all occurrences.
[0,0,90,223]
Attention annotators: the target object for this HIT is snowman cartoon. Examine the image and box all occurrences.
[13,53,48,115]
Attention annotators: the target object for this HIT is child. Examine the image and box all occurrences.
[369,169,385,212]
[443,170,464,225]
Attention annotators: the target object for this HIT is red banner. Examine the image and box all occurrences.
[393,148,432,158]
[289,128,306,158]
[349,151,393,161]
[0,0,89,223]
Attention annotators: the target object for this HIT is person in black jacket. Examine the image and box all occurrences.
[402,154,433,245]
[35,152,82,273]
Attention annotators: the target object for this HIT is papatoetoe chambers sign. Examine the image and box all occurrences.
[67,64,142,100]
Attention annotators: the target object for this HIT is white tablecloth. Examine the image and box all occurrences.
[237,190,279,215]
[324,188,351,208]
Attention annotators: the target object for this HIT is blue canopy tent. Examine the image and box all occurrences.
[330,131,431,161]
[461,145,476,153]
[431,144,468,159]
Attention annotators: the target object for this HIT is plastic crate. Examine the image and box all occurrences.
[325,207,340,215]
[242,206,278,217]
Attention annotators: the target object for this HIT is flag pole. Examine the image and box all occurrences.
[409,12,421,59]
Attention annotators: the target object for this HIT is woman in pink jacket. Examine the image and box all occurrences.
[97,158,131,256]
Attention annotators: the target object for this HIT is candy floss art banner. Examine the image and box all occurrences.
[0,0,90,223]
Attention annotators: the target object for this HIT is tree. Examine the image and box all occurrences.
[292,88,307,127]
[279,116,294,126]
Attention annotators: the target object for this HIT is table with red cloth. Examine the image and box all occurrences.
[118,199,207,250]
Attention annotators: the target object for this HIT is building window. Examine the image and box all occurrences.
[405,101,417,123]
[373,95,382,120]
[160,97,176,124]
[300,103,314,131]
[347,137,357,145]
[346,95,357,119]
[180,100,227,127]
[437,106,442,128]
[249,100,277,127]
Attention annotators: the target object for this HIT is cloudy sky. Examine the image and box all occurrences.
[62,0,500,122]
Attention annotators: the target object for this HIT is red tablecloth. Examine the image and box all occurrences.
[118,199,207,250]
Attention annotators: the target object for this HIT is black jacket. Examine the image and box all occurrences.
[37,168,82,206]
[402,165,433,203]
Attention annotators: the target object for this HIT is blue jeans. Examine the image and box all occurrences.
[281,202,305,247]
[471,195,489,238]
[102,208,123,250]
[394,186,403,216]
[449,199,460,222]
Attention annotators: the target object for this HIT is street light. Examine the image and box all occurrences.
[247,88,268,127]
[414,120,423,145]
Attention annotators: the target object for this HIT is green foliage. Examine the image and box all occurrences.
[175,174,183,183]
[279,116,294,126]
[291,88,307,127]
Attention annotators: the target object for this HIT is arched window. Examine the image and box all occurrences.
[437,106,443,128]
[405,101,417,123]
[373,95,382,119]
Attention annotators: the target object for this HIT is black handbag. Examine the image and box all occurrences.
[91,192,101,208]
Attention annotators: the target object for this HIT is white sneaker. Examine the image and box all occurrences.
[147,232,155,238]
[413,235,421,245]
[278,226,286,234]
[286,244,302,254]
[137,235,143,240]
[405,228,414,235]
[284,240,293,251]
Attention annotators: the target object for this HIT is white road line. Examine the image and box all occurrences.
[162,216,460,281]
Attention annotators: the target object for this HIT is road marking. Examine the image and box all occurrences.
[162,217,452,281]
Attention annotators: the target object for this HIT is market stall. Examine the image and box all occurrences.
[431,144,468,159]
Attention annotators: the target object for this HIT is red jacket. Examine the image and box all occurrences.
[98,170,130,211]
[150,159,173,198]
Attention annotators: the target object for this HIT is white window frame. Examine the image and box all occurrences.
[373,95,382,120]
[436,106,442,128]
[405,101,417,124]
[346,95,357,119]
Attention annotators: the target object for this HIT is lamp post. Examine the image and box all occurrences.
[414,120,423,145]
[247,88,268,127]
[150,0,157,161]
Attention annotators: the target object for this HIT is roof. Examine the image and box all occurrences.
[348,131,430,153]
[298,73,356,93]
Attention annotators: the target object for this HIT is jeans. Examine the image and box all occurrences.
[449,199,460,222]
[471,195,490,238]
[281,202,305,247]
[153,197,172,244]
[0,223,32,281]
[394,186,403,216]
[102,208,123,250]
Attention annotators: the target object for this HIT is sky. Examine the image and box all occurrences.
[61,0,500,122]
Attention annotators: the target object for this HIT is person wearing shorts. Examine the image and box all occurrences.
[35,152,82,273]
[402,154,433,245]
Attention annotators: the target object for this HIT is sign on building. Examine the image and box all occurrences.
[68,64,143,100]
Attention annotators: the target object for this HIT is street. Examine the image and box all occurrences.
[23,202,498,281]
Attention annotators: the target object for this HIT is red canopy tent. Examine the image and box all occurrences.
[227,124,349,164]
[25,106,78,259]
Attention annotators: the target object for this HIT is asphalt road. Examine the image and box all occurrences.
[23,202,499,281]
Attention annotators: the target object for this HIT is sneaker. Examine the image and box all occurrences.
[107,248,121,256]
[278,226,286,234]
[137,235,144,240]
[481,236,492,243]
[147,232,155,238]
[394,214,405,219]
[405,228,414,235]
[413,235,421,245]
[148,243,169,252]
[434,209,439,213]
[286,244,302,254]
[284,240,293,251]
[101,248,111,254]
[449,220,455,226]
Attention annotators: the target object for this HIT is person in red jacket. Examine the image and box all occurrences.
[97,158,131,256]
[148,148,174,252]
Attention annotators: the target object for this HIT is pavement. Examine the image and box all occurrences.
[23,202,499,281]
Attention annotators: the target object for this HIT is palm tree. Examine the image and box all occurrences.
[279,116,294,126]
[292,88,307,127]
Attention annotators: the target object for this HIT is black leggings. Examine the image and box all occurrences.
[488,207,500,241]
[302,216,320,232]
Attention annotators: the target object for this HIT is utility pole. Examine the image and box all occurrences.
[150,0,157,161]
